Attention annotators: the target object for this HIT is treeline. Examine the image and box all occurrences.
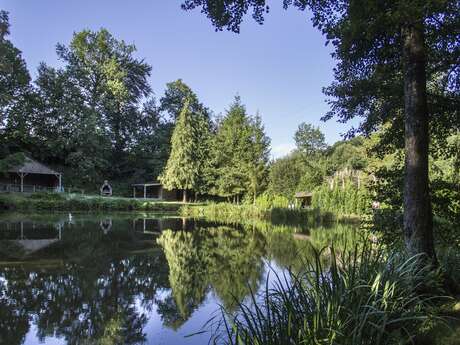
[267,124,372,214]
[268,121,459,220]
[0,12,270,198]
[1,13,174,190]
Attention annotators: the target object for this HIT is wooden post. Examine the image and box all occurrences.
[19,173,24,193]
[144,185,147,199]
[133,187,136,198]
[58,174,62,192]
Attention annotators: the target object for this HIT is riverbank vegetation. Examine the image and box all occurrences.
[0,192,183,212]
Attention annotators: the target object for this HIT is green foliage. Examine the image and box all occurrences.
[0,152,25,174]
[268,152,305,199]
[254,193,289,209]
[2,23,172,190]
[294,122,327,156]
[0,11,32,157]
[218,247,446,345]
[312,177,371,215]
[0,193,183,212]
[211,96,270,200]
[157,226,266,313]
[180,202,344,227]
[160,79,210,122]
[159,99,212,199]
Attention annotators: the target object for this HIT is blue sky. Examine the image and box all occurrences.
[2,0,357,158]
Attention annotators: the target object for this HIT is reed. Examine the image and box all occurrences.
[215,245,447,345]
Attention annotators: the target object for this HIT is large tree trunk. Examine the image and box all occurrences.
[402,23,436,263]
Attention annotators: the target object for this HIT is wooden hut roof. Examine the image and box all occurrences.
[294,191,312,198]
[8,157,60,175]
[131,182,162,187]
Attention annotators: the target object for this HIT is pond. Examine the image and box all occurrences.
[0,212,359,345]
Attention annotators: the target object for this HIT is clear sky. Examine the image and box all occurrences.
[2,0,356,158]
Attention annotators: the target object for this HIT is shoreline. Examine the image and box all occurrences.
[0,192,185,212]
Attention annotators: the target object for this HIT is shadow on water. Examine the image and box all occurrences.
[0,211,361,345]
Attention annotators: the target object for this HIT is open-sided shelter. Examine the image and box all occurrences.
[0,157,63,193]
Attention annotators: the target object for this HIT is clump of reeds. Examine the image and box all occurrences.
[215,245,447,345]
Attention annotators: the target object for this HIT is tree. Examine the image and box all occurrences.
[25,28,167,188]
[247,113,271,203]
[160,79,210,122]
[212,96,253,201]
[294,122,327,156]
[0,11,31,158]
[159,99,211,202]
[268,152,305,199]
[181,0,460,262]
[54,29,153,176]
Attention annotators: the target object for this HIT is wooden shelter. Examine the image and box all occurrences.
[294,191,312,208]
[132,182,182,201]
[0,157,62,193]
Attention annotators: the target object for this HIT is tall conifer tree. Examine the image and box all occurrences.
[160,99,211,202]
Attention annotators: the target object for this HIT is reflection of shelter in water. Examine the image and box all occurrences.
[132,217,194,234]
[0,219,63,254]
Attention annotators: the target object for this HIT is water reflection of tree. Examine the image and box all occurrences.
[158,226,267,317]
[0,224,170,345]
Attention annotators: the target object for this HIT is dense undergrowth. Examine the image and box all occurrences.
[0,192,183,212]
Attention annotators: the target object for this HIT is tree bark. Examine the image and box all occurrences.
[402,23,436,263]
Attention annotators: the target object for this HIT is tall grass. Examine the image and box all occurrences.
[180,202,343,226]
[312,180,371,216]
[216,246,447,345]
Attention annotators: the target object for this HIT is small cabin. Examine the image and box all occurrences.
[294,191,312,208]
[131,182,183,201]
[0,157,63,193]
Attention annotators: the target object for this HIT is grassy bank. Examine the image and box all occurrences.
[0,192,184,212]
[181,202,360,226]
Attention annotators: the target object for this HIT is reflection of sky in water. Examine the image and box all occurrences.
[0,212,357,345]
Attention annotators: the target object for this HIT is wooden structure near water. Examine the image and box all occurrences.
[294,191,312,208]
[0,156,63,193]
[131,182,182,201]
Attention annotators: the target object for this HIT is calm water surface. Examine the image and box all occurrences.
[0,212,358,345]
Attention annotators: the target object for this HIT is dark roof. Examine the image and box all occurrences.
[132,182,162,187]
[8,157,60,175]
[294,191,312,198]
